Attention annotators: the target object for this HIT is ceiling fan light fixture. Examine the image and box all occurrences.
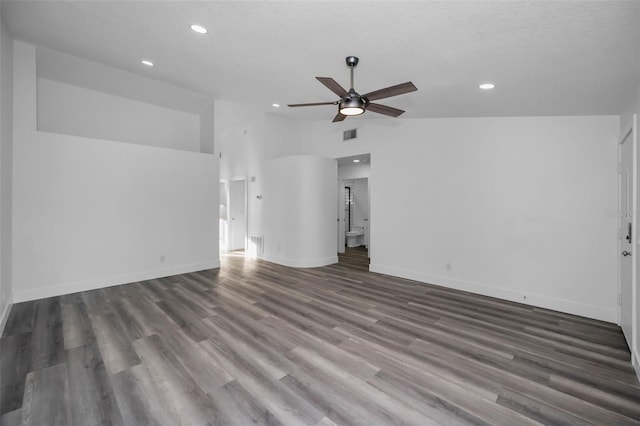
[339,97,365,116]
[340,107,365,116]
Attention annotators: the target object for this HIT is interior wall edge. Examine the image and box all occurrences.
[261,254,338,269]
[11,260,219,303]
[370,263,617,323]
[0,294,12,336]
[633,350,640,382]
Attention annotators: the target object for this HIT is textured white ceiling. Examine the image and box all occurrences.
[2,1,639,120]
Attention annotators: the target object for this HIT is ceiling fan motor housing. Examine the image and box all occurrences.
[345,56,359,67]
[340,97,366,108]
[339,90,367,116]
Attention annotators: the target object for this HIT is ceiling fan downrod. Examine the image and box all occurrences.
[346,56,359,91]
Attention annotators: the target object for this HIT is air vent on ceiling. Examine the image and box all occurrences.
[343,129,357,141]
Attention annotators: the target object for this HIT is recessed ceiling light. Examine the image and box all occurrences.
[272,103,280,108]
[353,159,360,163]
[190,24,208,34]
[479,83,495,90]
[141,60,154,67]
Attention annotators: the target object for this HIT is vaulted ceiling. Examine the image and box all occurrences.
[2,1,639,119]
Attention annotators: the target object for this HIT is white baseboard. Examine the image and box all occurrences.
[262,254,338,268]
[369,263,617,323]
[12,260,220,303]
[0,294,13,336]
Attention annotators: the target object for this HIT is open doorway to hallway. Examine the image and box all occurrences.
[337,154,370,271]
[219,178,247,256]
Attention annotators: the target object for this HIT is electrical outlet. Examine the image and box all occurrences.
[446,262,452,271]
[160,255,165,263]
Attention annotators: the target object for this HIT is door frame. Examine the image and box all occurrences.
[338,183,346,253]
[335,153,372,258]
[222,176,248,253]
[635,114,640,377]
[618,115,637,361]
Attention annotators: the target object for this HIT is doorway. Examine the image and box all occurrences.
[336,154,370,271]
[220,178,247,254]
[229,178,247,252]
[619,116,637,356]
[219,181,229,252]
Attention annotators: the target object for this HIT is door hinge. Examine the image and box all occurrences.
[618,294,622,305]
[618,163,623,173]
[619,229,623,240]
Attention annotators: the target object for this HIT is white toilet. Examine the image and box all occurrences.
[346,227,364,247]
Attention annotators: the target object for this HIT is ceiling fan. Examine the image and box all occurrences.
[288,56,417,122]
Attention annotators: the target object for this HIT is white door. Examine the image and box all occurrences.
[338,183,346,253]
[620,130,634,348]
[229,179,246,251]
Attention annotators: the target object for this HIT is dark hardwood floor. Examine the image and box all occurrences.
[338,246,370,271]
[2,253,640,425]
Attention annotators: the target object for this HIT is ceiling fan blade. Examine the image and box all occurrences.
[366,103,405,117]
[316,77,349,98]
[333,112,347,122]
[363,82,417,101]
[288,101,337,107]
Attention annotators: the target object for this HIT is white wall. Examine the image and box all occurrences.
[36,45,213,115]
[338,162,370,180]
[278,116,619,322]
[200,103,214,154]
[215,100,265,182]
[215,101,263,247]
[263,155,338,268]
[13,41,219,302]
[37,78,201,152]
[215,100,301,242]
[0,13,13,330]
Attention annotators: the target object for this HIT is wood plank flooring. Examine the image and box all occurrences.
[2,254,640,425]
[337,246,370,271]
